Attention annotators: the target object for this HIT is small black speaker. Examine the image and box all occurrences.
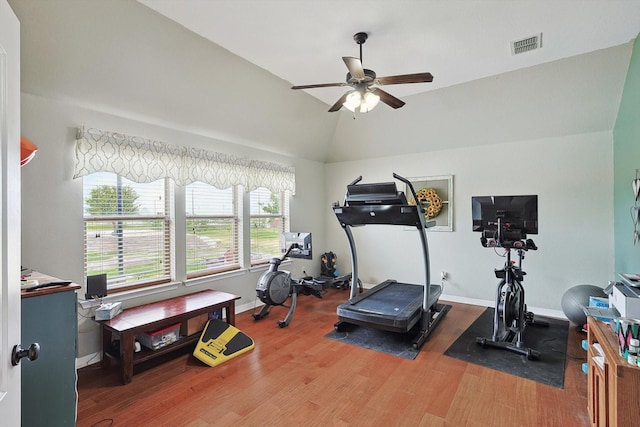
[86,273,107,300]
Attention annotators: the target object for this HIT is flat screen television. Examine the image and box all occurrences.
[472,195,538,239]
[282,232,312,260]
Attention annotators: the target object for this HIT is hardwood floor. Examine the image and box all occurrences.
[77,288,590,427]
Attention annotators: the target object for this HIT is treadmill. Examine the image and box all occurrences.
[332,173,451,349]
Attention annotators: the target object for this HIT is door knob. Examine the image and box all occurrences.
[11,343,40,366]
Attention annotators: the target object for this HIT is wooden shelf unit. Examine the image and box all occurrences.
[587,316,640,427]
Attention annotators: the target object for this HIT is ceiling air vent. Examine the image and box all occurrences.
[511,33,542,55]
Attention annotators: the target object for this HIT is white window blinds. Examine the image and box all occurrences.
[250,187,290,265]
[83,172,173,291]
[185,183,240,277]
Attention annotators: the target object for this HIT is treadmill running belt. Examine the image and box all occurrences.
[337,281,441,333]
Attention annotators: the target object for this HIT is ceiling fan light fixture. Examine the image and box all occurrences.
[292,32,432,113]
[362,90,380,111]
[343,90,362,112]
[343,89,379,113]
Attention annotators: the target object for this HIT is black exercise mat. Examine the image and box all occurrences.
[444,308,569,388]
[325,323,419,360]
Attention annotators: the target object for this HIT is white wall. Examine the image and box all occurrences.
[9,0,337,163]
[20,94,326,363]
[12,0,331,364]
[21,92,326,282]
[325,131,615,312]
[324,43,632,163]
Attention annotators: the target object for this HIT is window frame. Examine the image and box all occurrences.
[249,188,290,267]
[82,175,292,297]
[82,174,174,294]
[185,183,241,279]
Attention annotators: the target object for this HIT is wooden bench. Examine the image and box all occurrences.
[100,289,240,384]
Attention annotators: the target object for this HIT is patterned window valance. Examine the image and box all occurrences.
[73,127,295,194]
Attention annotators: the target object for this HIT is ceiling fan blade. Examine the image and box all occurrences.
[328,93,349,112]
[371,87,405,109]
[291,82,347,90]
[343,57,365,80]
[375,72,434,85]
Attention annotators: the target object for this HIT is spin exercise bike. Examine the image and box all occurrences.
[472,196,548,359]
[253,234,325,328]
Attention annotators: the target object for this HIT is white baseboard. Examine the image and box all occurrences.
[236,300,264,314]
[77,353,101,369]
[441,293,566,319]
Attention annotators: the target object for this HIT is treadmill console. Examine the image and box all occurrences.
[346,182,408,206]
[336,175,425,228]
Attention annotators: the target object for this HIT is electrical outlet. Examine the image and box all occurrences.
[441,271,448,281]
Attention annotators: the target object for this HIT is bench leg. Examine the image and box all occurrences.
[120,331,135,384]
[226,302,236,326]
[101,328,112,369]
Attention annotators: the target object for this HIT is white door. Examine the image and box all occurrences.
[0,0,22,425]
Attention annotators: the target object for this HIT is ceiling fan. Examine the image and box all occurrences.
[291,32,433,113]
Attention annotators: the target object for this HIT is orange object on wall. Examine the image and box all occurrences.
[20,136,38,166]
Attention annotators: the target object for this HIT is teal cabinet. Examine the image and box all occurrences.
[21,287,78,426]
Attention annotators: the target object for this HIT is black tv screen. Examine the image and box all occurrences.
[472,195,538,236]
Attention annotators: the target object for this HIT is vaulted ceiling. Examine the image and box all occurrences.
[10,0,640,163]
[138,0,640,109]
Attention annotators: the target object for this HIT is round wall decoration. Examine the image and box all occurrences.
[411,188,443,219]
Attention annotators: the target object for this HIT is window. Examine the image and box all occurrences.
[76,128,296,295]
[83,172,173,293]
[185,183,240,277]
[250,188,290,265]
[82,175,292,295]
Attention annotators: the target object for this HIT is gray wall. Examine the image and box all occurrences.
[325,132,614,313]
[325,44,632,163]
[322,41,630,314]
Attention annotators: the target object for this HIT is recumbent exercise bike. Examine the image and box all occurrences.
[472,197,548,359]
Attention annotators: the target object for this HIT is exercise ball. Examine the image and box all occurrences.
[561,284,607,326]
